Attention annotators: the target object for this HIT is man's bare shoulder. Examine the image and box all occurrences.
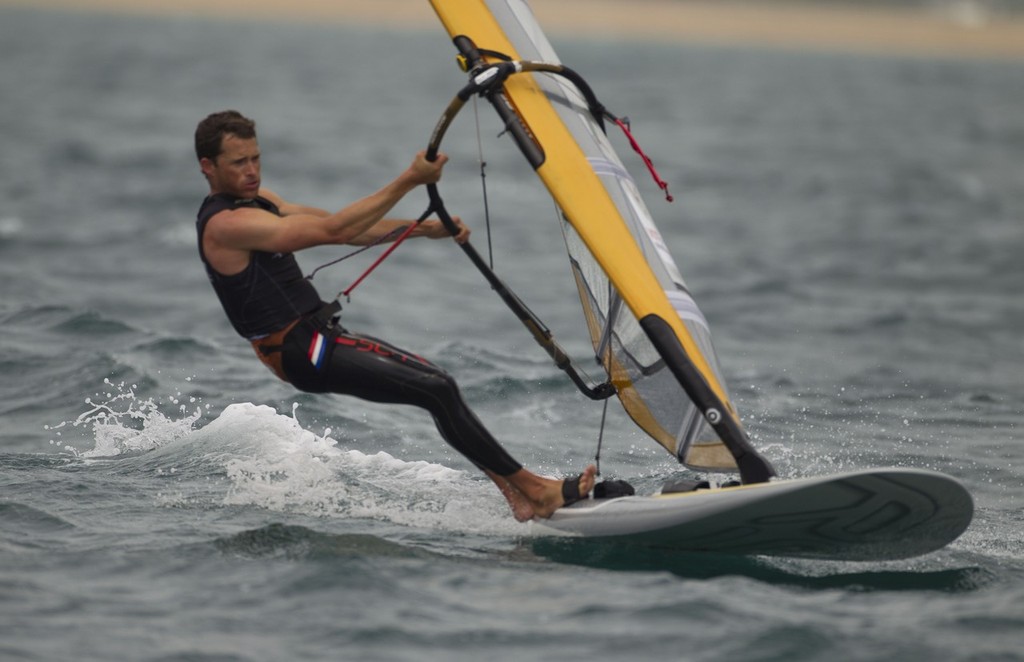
[258,188,286,208]
[204,204,280,248]
[259,188,327,218]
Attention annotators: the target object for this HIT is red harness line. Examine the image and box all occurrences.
[340,219,422,300]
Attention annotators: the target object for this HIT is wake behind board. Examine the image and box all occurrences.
[530,468,973,561]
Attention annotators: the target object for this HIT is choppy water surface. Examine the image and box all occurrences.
[1,7,1022,661]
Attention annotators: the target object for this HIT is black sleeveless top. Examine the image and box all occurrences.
[196,194,323,339]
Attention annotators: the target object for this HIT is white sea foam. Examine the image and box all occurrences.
[202,402,521,535]
[48,378,203,459]
[60,383,521,535]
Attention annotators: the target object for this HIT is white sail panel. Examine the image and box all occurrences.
[485,1,736,469]
[431,0,742,471]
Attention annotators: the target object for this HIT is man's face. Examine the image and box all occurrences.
[201,133,261,198]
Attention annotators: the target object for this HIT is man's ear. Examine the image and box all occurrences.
[199,157,215,179]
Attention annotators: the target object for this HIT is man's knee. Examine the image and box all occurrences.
[417,367,459,396]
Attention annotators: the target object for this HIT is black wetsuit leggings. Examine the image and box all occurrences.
[275,317,523,477]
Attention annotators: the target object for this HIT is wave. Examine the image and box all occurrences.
[531,535,994,592]
[211,522,440,562]
[206,402,521,536]
[58,383,523,537]
[0,501,77,553]
[0,216,25,240]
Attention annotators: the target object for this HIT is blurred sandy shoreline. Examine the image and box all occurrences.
[4,0,1024,60]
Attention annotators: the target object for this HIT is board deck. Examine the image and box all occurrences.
[530,468,973,560]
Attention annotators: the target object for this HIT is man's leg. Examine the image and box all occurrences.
[312,329,595,519]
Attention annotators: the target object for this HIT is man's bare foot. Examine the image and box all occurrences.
[501,483,537,523]
[490,465,598,521]
[486,471,536,522]
[531,464,597,519]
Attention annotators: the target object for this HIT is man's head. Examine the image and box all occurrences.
[195,110,262,197]
[195,110,256,162]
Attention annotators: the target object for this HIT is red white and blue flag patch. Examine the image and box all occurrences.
[308,332,327,369]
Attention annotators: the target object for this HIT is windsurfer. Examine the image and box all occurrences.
[194,110,595,520]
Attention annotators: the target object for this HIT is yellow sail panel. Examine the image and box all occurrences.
[571,264,680,455]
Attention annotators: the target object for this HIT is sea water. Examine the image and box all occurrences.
[1,7,1022,661]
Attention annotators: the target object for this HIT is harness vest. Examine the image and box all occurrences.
[196,193,323,339]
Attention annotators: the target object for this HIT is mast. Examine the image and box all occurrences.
[428,0,776,484]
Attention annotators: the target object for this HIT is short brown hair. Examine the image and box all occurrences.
[194,110,256,162]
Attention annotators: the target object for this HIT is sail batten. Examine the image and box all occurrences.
[429,0,776,481]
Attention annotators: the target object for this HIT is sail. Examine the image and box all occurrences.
[429,0,763,475]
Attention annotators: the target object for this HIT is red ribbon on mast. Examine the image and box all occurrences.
[613,117,674,203]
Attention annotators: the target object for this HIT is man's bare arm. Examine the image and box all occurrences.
[207,152,447,255]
